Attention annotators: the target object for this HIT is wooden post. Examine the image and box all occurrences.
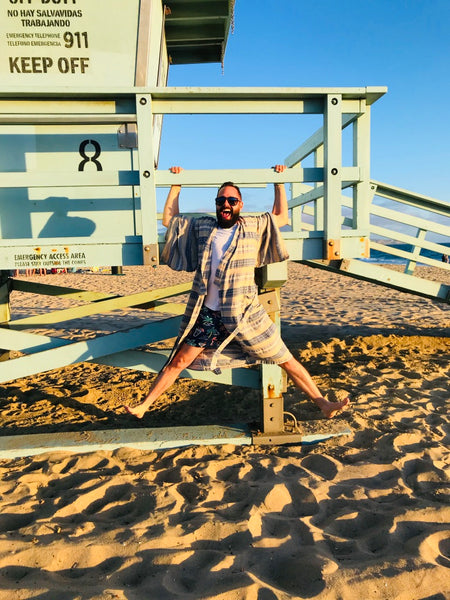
[0,270,11,361]
[255,263,288,435]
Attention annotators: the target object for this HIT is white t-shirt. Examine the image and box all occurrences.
[204,225,237,311]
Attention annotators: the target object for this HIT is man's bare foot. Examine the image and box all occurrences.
[124,404,148,419]
[315,393,350,419]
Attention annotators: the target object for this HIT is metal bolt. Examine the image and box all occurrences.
[331,168,338,175]
[334,251,340,256]
[143,171,150,178]
[144,246,150,251]
[331,97,339,105]
[328,240,334,246]
[140,97,147,105]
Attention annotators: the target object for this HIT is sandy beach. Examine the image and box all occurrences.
[0,262,448,600]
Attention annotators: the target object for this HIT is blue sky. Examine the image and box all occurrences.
[158,0,449,215]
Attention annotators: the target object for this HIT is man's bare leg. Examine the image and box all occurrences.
[125,343,205,419]
[280,356,350,419]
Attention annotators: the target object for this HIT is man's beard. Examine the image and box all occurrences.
[216,209,240,229]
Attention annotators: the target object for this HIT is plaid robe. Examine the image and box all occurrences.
[160,213,292,371]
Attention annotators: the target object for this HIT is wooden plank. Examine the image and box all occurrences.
[9,282,191,328]
[151,98,325,114]
[303,259,450,303]
[0,317,182,383]
[0,86,387,101]
[323,94,343,247]
[155,167,324,186]
[148,86,386,104]
[136,93,159,266]
[0,424,253,459]
[369,242,450,270]
[0,423,353,458]
[369,227,450,259]
[352,100,371,234]
[0,328,71,352]
[94,349,262,388]
[365,201,450,238]
[371,180,450,217]
[11,279,116,302]
[0,171,139,188]
[0,114,136,125]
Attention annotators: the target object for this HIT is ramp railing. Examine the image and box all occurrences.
[285,132,450,302]
[367,181,449,273]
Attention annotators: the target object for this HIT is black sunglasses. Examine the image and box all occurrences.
[215,196,241,207]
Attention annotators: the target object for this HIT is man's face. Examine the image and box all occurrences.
[215,185,243,229]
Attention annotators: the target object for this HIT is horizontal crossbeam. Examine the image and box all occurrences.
[155,167,360,186]
[0,317,183,384]
[9,282,192,329]
[0,86,388,104]
[0,171,139,188]
[0,113,137,125]
[94,349,261,388]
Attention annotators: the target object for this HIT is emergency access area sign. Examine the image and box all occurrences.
[1,0,141,86]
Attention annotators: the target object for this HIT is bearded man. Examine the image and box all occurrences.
[125,166,349,419]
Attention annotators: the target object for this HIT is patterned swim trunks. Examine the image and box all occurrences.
[184,305,230,349]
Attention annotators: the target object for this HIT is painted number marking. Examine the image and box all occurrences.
[78,139,102,171]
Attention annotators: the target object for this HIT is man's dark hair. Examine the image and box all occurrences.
[217,181,242,199]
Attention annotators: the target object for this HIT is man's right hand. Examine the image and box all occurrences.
[162,168,183,226]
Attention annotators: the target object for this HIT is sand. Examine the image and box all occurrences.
[0,262,448,600]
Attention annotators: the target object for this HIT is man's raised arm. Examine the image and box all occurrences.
[162,166,182,227]
[271,164,289,228]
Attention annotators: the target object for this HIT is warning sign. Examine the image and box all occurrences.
[0,0,140,86]
[12,248,88,269]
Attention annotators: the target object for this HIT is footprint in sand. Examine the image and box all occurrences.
[176,481,207,504]
[161,548,247,596]
[248,546,332,597]
[0,511,35,533]
[301,454,339,480]
[393,432,423,453]
[316,506,394,541]
[405,529,450,568]
[401,457,449,501]
[154,465,183,484]
[0,565,34,584]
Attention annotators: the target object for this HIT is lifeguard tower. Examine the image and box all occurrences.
[0,1,448,456]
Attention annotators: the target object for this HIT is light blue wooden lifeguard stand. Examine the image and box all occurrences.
[0,1,448,456]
